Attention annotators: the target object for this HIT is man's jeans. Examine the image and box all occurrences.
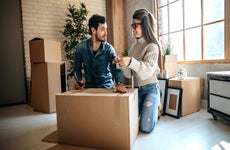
[136,83,160,133]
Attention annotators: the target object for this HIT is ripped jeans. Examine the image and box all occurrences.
[136,83,160,133]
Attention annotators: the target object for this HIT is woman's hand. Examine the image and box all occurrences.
[113,57,131,68]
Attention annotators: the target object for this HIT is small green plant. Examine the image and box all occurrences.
[162,40,174,70]
[162,40,174,56]
[62,3,89,76]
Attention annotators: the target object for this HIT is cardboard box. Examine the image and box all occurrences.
[164,54,177,78]
[30,62,66,113]
[168,77,201,116]
[55,88,139,150]
[29,38,62,63]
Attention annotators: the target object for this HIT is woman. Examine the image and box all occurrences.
[114,9,163,133]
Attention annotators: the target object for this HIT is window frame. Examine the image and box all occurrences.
[154,0,230,64]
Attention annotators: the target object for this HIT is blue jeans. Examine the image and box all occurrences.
[136,83,160,133]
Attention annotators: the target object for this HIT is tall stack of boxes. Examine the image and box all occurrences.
[29,38,66,113]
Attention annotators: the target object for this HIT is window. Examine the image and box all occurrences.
[157,0,229,63]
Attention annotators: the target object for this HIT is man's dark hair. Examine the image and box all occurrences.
[88,14,106,35]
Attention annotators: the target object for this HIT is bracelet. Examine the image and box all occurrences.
[117,82,123,85]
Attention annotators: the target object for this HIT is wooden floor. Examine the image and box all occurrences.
[0,104,230,150]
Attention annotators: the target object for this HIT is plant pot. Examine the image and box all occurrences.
[164,54,177,78]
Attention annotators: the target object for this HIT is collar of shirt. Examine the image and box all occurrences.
[87,38,106,54]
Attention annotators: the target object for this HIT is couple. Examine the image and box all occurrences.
[74,9,163,133]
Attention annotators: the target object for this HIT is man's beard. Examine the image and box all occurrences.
[96,34,106,42]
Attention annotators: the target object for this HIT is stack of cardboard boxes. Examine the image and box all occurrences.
[29,38,66,113]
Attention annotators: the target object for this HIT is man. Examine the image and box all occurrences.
[74,14,128,93]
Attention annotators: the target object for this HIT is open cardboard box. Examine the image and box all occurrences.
[43,88,139,150]
[29,38,62,63]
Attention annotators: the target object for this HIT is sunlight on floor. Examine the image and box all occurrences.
[184,138,205,150]
[212,141,230,150]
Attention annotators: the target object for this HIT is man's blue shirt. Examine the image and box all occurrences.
[74,38,123,88]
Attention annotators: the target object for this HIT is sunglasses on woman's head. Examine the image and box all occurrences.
[131,23,142,29]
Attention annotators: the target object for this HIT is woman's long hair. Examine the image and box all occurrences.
[133,9,163,76]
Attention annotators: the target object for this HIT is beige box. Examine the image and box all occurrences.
[30,62,66,113]
[55,88,139,150]
[164,54,177,78]
[168,77,201,116]
[29,38,62,63]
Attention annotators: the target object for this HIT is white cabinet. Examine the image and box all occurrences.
[207,71,230,121]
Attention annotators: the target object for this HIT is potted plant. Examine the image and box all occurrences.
[62,3,89,90]
[62,3,89,77]
[162,40,177,78]
[162,40,174,56]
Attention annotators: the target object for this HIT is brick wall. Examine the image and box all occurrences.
[21,0,106,97]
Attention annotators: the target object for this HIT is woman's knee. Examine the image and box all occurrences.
[140,121,156,133]
[140,113,157,133]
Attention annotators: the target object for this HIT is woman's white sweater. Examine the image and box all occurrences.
[122,37,160,86]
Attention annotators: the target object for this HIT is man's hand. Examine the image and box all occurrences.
[113,83,129,93]
[74,80,84,90]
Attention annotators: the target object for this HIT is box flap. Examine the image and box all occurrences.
[47,144,100,150]
[42,131,105,150]
[57,88,135,97]
[42,130,58,143]
[82,88,114,93]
